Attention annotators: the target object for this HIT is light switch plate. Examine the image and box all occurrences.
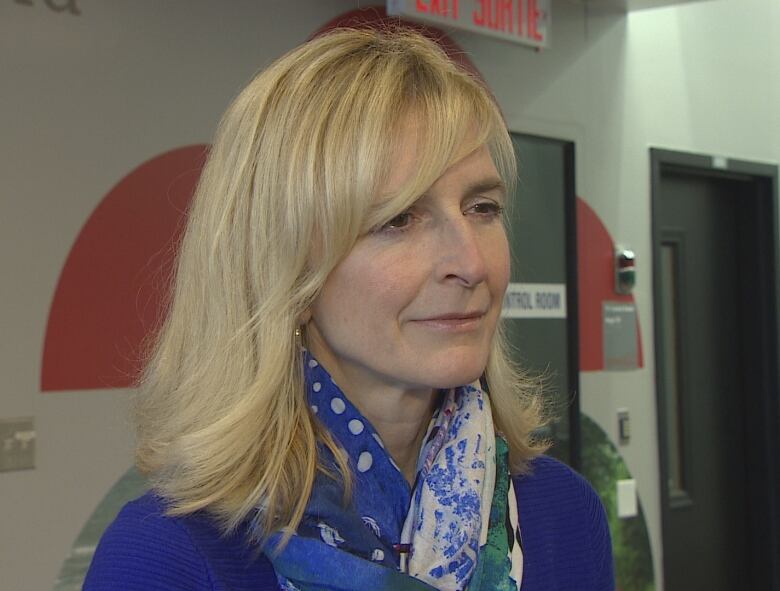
[617,478,638,518]
[0,417,36,472]
[617,408,630,444]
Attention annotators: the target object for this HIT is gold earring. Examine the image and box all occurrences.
[294,327,302,338]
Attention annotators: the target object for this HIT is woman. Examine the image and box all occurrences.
[85,27,614,590]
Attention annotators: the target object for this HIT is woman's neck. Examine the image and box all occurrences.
[304,339,442,485]
[322,371,439,485]
[355,392,440,486]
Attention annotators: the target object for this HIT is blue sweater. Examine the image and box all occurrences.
[84,456,614,590]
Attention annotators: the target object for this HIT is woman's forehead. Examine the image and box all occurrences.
[415,147,505,202]
[379,117,486,199]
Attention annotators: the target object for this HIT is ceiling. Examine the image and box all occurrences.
[571,0,714,12]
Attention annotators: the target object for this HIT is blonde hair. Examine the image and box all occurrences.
[136,26,547,547]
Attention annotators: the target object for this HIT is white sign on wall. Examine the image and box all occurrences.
[387,0,551,49]
[502,283,566,318]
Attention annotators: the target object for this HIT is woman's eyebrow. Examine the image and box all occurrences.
[463,179,506,198]
[413,178,506,205]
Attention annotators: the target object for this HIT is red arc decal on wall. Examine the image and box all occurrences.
[577,197,644,371]
[41,9,476,393]
[41,145,207,391]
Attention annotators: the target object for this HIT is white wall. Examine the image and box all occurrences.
[1,1,777,589]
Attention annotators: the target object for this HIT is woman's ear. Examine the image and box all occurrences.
[299,308,312,324]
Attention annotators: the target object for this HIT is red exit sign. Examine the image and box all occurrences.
[387,0,550,48]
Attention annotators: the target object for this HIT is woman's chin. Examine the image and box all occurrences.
[424,359,488,390]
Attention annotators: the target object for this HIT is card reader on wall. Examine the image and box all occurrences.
[615,248,636,295]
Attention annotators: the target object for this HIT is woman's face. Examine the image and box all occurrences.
[306,136,510,398]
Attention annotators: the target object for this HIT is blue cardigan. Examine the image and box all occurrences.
[84,455,614,590]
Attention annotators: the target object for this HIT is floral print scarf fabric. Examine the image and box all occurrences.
[263,354,523,590]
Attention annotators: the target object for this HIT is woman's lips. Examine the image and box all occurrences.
[411,311,486,331]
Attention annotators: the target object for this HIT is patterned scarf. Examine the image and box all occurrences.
[263,354,523,590]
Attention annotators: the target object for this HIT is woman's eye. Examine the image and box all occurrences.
[468,201,504,216]
[380,211,414,231]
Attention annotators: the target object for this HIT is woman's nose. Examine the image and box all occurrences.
[434,218,490,287]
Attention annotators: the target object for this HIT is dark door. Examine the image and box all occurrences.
[656,172,749,589]
[653,151,780,590]
[505,133,579,467]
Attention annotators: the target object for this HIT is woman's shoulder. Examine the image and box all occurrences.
[513,455,615,591]
[84,491,279,590]
[514,454,601,505]
[512,453,610,538]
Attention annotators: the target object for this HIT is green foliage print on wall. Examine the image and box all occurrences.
[54,467,148,591]
[581,414,655,591]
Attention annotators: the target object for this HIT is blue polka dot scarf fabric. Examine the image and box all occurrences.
[263,353,523,590]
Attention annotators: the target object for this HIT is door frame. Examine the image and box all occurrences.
[650,148,780,590]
